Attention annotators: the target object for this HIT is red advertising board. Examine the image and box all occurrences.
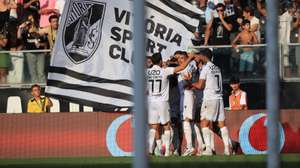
[0,110,299,158]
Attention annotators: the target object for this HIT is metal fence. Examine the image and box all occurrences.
[0,43,300,88]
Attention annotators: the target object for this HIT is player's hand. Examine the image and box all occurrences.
[183,73,192,81]
[218,12,224,21]
[194,32,199,38]
[187,53,195,59]
[198,61,204,70]
[232,44,238,49]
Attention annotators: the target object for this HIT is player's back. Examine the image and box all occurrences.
[147,65,174,102]
[200,61,223,100]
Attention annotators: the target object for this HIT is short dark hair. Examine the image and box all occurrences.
[31,84,41,90]
[49,15,59,23]
[174,50,188,57]
[216,3,225,9]
[243,6,254,16]
[242,19,251,26]
[151,53,162,65]
[195,48,213,60]
[230,76,240,84]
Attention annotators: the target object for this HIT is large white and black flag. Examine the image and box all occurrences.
[46,0,202,112]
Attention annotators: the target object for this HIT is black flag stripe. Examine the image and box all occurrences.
[48,66,133,87]
[145,1,197,33]
[46,93,131,112]
[159,0,202,19]
[47,79,132,101]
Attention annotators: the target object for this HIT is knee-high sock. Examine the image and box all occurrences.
[210,130,215,151]
[193,124,203,152]
[149,129,156,153]
[202,127,211,150]
[156,139,162,151]
[164,130,171,154]
[171,124,179,151]
[183,121,192,149]
[221,127,230,149]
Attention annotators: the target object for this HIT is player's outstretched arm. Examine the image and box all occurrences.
[173,53,194,74]
[191,79,205,89]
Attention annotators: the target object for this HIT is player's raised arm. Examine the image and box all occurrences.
[191,79,205,89]
[173,53,194,74]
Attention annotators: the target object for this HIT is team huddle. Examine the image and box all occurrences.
[147,49,232,156]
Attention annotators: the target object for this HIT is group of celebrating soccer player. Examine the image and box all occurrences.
[146,49,232,157]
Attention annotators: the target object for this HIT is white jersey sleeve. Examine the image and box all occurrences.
[240,91,247,105]
[164,67,175,77]
[200,64,208,80]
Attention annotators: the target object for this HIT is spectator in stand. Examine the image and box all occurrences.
[192,0,207,46]
[232,19,258,76]
[229,76,248,110]
[27,84,53,113]
[279,3,298,77]
[0,0,14,84]
[39,14,59,50]
[0,0,10,31]
[256,0,266,17]
[243,6,261,43]
[18,14,47,83]
[21,0,40,22]
[39,0,59,28]
[205,3,233,75]
[55,0,65,16]
[0,27,9,84]
[205,0,224,23]
[224,0,240,35]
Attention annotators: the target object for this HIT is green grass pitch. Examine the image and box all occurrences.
[0,154,299,168]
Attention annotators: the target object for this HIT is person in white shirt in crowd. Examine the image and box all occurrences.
[191,49,231,156]
[147,52,194,157]
[243,6,261,43]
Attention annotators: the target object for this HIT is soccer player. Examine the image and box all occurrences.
[147,52,194,157]
[192,49,231,156]
[175,51,201,156]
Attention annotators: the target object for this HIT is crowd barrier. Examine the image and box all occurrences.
[0,110,299,158]
[1,43,300,89]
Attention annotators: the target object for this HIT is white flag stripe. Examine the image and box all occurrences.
[148,0,199,27]
[48,73,133,95]
[47,86,133,107]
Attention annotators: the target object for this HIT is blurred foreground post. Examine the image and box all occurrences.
[133,0,148,168]
[266,0,280,168]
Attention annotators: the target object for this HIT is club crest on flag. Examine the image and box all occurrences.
[63,0,106,64]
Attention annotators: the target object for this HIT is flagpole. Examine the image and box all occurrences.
[266,0,280,168]
[133,0,148,168]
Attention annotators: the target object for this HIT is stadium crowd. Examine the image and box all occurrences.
[0,0,64,84]
[189,0,300,77]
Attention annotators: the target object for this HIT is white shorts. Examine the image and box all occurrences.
[148,100,170,125]
[201,99,225,122]
[182,90,194,120]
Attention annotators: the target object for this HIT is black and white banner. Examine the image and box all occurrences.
[46,0,203,111]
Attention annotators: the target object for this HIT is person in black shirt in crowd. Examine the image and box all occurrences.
[204,3,233,76]
[17,14,47,83]
[18,0,40,23]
